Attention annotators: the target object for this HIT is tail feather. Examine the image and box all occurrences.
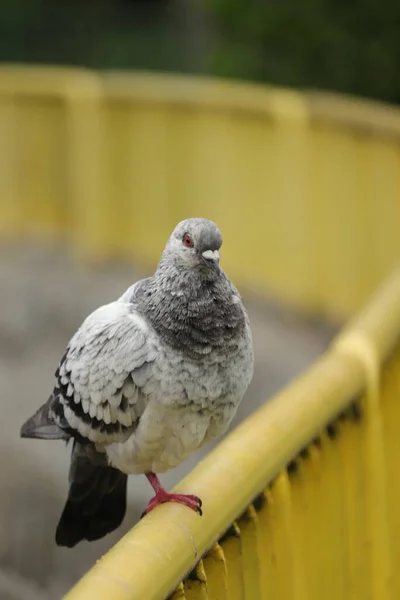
[55,442,127,547]
[20,399,69,441]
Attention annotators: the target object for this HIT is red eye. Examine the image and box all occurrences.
[183,234,194,248]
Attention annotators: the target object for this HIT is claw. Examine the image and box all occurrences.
[143,472,203,517]
[142,491,203,517]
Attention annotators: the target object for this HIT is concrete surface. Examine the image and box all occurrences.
[0,240,336,599]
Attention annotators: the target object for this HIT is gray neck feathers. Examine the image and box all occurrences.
[133,262,246,360]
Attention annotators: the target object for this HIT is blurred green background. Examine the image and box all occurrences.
[1,0,399,104]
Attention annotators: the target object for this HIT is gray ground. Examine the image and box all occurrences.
[0,241,335,599]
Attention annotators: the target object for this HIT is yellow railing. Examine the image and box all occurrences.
[2,65,400,598]
[1,65,400,320]
[64,269,400,600]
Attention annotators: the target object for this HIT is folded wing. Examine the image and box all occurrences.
[21,301,156,445]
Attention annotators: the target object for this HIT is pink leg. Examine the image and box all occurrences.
[142,472,203,517]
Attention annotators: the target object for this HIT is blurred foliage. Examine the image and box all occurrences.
[0,0,399,104]
[0,0,187,72]
[206,0,400,104]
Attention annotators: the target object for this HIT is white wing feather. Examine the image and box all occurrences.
[55,301,156,444]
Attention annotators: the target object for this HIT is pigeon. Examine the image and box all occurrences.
[20,218,254,547]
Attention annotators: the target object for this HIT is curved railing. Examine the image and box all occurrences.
[1,65,399,320]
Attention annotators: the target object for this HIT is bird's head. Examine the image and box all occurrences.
[162,218,222,275]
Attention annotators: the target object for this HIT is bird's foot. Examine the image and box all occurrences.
[142,471,203,518]
[141,490,203,518]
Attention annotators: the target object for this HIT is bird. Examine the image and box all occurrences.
[20,218,254,548]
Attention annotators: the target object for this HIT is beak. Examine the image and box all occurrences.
[202,249,220,264]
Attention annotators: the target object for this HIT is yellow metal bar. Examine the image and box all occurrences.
[0,65,104,243]
[333,273,400,598]
[380,347,400,598]
[338,405,369,599]
[307,91,400,139]
[318,429,348,598]
[335,322,392,598]
[302,443,325,598]
[237,506,261,599]
[270,471,298,600]
[308,93,400,318]
[0,64,100,96]
[104,71,305,117]
[219,523,244,600]
[286,457,312,600]
[202,544,228,600]
[183,561,208,600]
[254,489,278,600]
[362,362,391,600]
[65,82,109,259]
